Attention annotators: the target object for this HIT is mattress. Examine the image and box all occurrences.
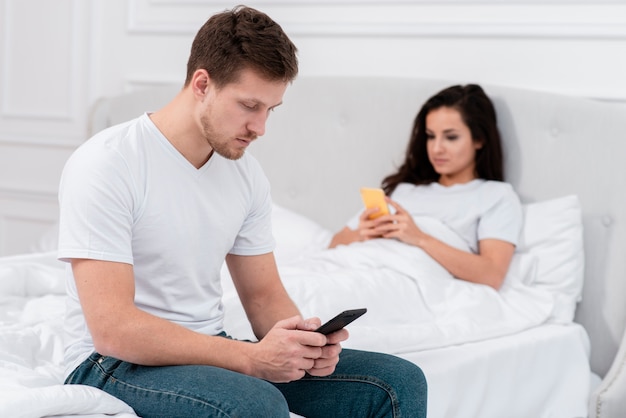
[405,323,591,418]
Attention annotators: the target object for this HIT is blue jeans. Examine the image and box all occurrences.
[65,348,427,417]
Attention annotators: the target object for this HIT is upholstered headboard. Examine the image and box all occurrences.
[90,76,626,417]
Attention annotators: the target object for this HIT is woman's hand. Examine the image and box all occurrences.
[329,198,428,248]
[372,198,428,248]
[328,205,394,248]
[355,207,390,240]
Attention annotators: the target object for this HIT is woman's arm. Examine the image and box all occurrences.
[328,227,360,248]
[411,236,515,289]
[374,199,516,289]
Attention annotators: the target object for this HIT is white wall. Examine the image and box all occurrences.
[1,0,625,256]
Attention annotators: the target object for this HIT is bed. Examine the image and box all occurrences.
[1,76,625,417]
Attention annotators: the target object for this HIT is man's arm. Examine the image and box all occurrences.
[225,252,300,338]
[226,252,348,376]
[72,258,329,382]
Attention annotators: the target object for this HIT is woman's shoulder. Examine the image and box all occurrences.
[478,180,517,195]
[478,181,522,213]
[393,180,517,199]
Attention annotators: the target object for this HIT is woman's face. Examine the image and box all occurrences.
[425,106,482,186]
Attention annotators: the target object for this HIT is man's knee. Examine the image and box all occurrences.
[234,379,291,417]
[339,349,428,416]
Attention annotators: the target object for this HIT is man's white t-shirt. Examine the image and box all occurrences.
[348,180,522,253]
[58,114,275,376]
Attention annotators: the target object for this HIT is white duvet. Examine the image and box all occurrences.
[0,252,137,417]
[0,212,559,418]
[223,216,555,355]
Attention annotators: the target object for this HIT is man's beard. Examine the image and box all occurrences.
[200,115,256,161]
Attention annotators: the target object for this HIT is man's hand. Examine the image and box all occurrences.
[249,315,347,382]
[298,316,348,377]
[306,327,347,376]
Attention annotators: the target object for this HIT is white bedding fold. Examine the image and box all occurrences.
[0,253,136,418]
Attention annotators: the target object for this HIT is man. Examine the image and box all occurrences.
[59,6,427,417]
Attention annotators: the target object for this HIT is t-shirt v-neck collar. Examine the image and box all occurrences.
[142,113,214,177]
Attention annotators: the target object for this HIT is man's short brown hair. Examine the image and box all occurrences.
[185,5,298,87]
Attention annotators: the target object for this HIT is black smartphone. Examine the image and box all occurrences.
[315,308,367,335]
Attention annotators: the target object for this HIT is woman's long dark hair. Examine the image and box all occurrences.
[382,84,504,195]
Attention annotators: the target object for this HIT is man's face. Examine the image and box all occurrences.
[199,69,288,160]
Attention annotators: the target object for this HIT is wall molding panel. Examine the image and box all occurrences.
[0,141,73,198]
[124,77,182,93]
[0,190,58,256]
[127,0,626,38]
[0,0,92,146]
[2,0,74,119]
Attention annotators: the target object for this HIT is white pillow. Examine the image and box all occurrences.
[271,203,333,262]
[516,195,584,323]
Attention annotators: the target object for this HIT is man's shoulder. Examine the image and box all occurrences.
[73,115,150,162]
[63,116,149,183]
[85,114,146,149]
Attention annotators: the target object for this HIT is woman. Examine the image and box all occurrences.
[329,84,522,290]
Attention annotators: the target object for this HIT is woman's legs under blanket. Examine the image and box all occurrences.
[65,349,427,418]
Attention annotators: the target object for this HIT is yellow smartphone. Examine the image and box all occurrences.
[360,187,390,219]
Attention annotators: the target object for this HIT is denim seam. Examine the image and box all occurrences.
[89,357,234,418]
[308,374,400,417]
